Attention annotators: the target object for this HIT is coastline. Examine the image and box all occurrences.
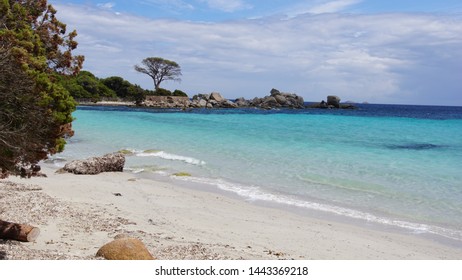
[2,166,461,260]
[76,101,135,107]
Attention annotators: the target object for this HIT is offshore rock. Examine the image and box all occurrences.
[210,92,225,102]
[251,89,305,109]
[96,238,155,260]
[191,92,237,108]
[327,95,341,108]
[139,89,304,109]
[310,96,356,109]
[62,153,125,175]
[260,96,280,109]
[234,97,249,107]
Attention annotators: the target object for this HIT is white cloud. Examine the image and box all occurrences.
[283,0,362,17]
[308,0,362,14]
[139,0,195,11]
[97,2,116,10]
[55,4,462,105]
[198,0,252,12]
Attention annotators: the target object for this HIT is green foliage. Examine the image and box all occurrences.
[0,0,83,177]
[62,70,189,104]
[172,89,188,97]
[149,88,188,97]
[101,76,150,103]
[153,88,172,96]
[76,71,115,99]
[61,71,115,101]
[101,76,131,98]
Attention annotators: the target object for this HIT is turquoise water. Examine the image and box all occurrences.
[53,105,462,244]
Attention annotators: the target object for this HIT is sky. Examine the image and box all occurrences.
[49,0,462,105]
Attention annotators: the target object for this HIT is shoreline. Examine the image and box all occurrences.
[2,166,462,260]
[77,101,136,107]
[144,170,462,249]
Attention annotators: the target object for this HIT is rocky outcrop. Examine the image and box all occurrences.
[190,92,238,108]
[327,95,341,108]
[210,92,225,102]
[234,97,250,107]
[96,237,155,260]
[62,153,125,175]
[140,89,305,109]
[310,96,356,109]
[144,96,191,108]
[246,89,305,109]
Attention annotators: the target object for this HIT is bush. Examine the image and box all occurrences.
[172,89,188,97]
[153,88,172,96]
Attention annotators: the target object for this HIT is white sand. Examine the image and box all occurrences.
[1,166,461,260]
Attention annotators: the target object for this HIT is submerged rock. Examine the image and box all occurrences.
[386,143,443,150]
[172,172,192,177]
[62,152,125,175]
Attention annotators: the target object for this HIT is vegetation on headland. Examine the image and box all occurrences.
[0,0,83,177]
[59,70,187,104]
[60,57,186,104]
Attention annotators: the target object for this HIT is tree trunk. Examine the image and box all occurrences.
[0,220,40,242]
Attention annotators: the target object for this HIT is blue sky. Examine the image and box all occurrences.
[50,0,462,105]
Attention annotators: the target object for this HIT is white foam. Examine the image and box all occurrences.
[174,175,462,242]
[131,149,206,166]
[124,168,145,174]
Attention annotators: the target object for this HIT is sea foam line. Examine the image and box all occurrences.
[174,175,462,242]
[132,150,206,166]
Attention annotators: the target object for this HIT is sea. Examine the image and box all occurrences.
[48,104,462,246]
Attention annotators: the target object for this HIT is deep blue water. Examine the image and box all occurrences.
[53,103,462,244]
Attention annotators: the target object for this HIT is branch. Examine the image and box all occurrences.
[0,220,40,242]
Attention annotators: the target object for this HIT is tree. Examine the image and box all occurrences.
[0,0,84,177]
[101,76,148,104]
[134,57,182,90]
[66,71,115,100]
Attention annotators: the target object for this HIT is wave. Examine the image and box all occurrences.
[43,156,68,167]
[174,175,462,242]
[124,149,206,166]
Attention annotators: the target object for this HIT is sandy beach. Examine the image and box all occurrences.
[1,166,461,260]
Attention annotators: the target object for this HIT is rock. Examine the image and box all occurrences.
[274,94,287,105]
[261,96,279,108]
[198,99,207,107]
[210,92,225,102]
[208,100,218,107]
[340,103,356,109]
[234,97,249,107]
[327,95,341,108]
[221,99,238,108]
[144,96,190,108]
[63,153,125,175]
[252,89,305,109]
[96,238,155,260]
[295,95,305,107]
[270,88,281,96]
[250,97,262,106]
